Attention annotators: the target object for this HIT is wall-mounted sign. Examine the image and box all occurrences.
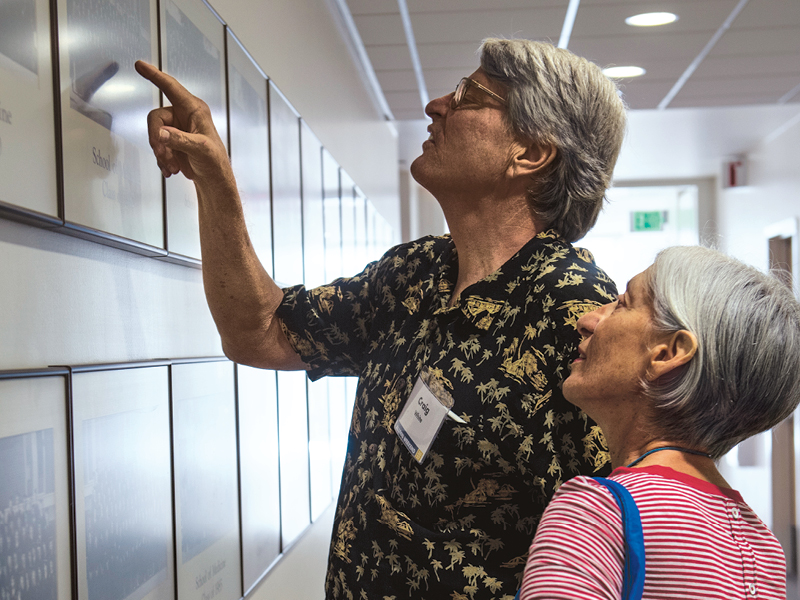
[631,210,667,232]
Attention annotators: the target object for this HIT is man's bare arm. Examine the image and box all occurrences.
[135,60,306,370]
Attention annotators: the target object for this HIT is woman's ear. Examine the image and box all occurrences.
[646,330,698,382]
[508,142,557,179]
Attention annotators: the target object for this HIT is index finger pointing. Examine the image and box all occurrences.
[135,60,195,107]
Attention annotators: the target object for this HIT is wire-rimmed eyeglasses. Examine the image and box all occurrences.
[450,77,507,110]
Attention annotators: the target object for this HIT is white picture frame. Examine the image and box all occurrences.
[171,360,241,600]
[161,0,227,260]
[0,0,59,217]
[57,0,163,246]
[0,372,71,600]
[71,365,174,600]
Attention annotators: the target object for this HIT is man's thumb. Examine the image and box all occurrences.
[160,126,208,157]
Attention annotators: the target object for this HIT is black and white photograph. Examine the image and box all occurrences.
[322,149,342,281]
[269,82,303,287]
[72,366,173,600]
[0,0,38,77]
[366,199,377,262]
[276,371,310,549]
[354,190,367,270]
[327,377,348,500]
[0,0,58,216]
[340,170,357,275]
[227,32,273,276]
[300,121,325,289]
[0,375,70,600]
[171,361,241,600]
[306,378,332,522]
[162,0,226,260]
[236,365,280,593]
[57,0,163,246]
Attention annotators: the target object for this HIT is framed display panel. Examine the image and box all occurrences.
[0,0,59,219]
[366,199,378,262]
[306,378,332,521]
[71,365,174,600]
[326,377,349,499]
[339,169,357,276]
[0,371,71,600]
[276,371,310,549]
[161,0,227,261]
[300,121,325,289]
[322,149,342,281]
[269,82,303,287]
[376,210,394,254]
[57,0,164,249]
[235,365,280,593]
[354,188,367,270]
[171,360,241,600]
[227,31,273,277]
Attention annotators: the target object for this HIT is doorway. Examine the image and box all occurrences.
[579,184,699,292]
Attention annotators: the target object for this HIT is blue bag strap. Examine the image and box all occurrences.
[592,477,646,600]
[511,477,645,600]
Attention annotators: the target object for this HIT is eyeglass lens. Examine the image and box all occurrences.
[452,78,467,109]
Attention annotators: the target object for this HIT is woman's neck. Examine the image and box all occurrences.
[617,442,730,488]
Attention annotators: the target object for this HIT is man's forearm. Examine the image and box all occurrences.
[193,172,289,367]
[135,61,305,370]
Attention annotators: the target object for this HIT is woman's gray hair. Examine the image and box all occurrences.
[643,246,800,459]
[479,38,627,243]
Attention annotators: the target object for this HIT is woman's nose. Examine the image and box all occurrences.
[576,301,614,338]
[576,311,596,339]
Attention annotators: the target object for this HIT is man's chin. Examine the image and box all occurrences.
[409,156,429,188]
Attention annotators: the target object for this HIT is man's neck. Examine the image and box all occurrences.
[444,199,542,305]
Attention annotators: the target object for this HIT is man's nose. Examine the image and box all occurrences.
[425,92,452,118]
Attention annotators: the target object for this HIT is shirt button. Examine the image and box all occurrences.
[731,507,741,519]
[368,443,378,456]
[749,582,757,595]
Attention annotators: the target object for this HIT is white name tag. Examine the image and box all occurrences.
[394,373,451,464]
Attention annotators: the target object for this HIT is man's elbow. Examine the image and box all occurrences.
[221,339,262,367]
[220,336,308,372]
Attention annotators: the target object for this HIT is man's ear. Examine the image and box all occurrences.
[509,142,557,178]
[646,330,698,382]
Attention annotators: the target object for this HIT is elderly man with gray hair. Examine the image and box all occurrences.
[137,38,626,600]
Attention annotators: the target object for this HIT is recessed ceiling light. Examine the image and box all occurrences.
[625,12,678,27]
[602,66,646,79]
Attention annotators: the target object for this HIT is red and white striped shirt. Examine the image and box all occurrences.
[520,465,786,599]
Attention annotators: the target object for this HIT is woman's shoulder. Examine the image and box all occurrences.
[608,465,746,503]
[549,468,743,524]
[545,475,623,518]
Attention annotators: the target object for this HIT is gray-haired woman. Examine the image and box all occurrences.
[520,246,800,600]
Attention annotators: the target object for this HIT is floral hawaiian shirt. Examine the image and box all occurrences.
[276,231,617,600]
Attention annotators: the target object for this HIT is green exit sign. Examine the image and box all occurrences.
[631,211,667,232]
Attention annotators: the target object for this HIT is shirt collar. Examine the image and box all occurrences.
[429,230,565,330]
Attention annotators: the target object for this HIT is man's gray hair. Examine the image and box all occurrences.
[644,246,800,460]
[479,38,627,243]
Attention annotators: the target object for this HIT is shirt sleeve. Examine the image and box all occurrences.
[275,258,383,380]
[519,477,625,600]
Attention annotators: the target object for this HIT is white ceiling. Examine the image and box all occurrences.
[345,0,800,120]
